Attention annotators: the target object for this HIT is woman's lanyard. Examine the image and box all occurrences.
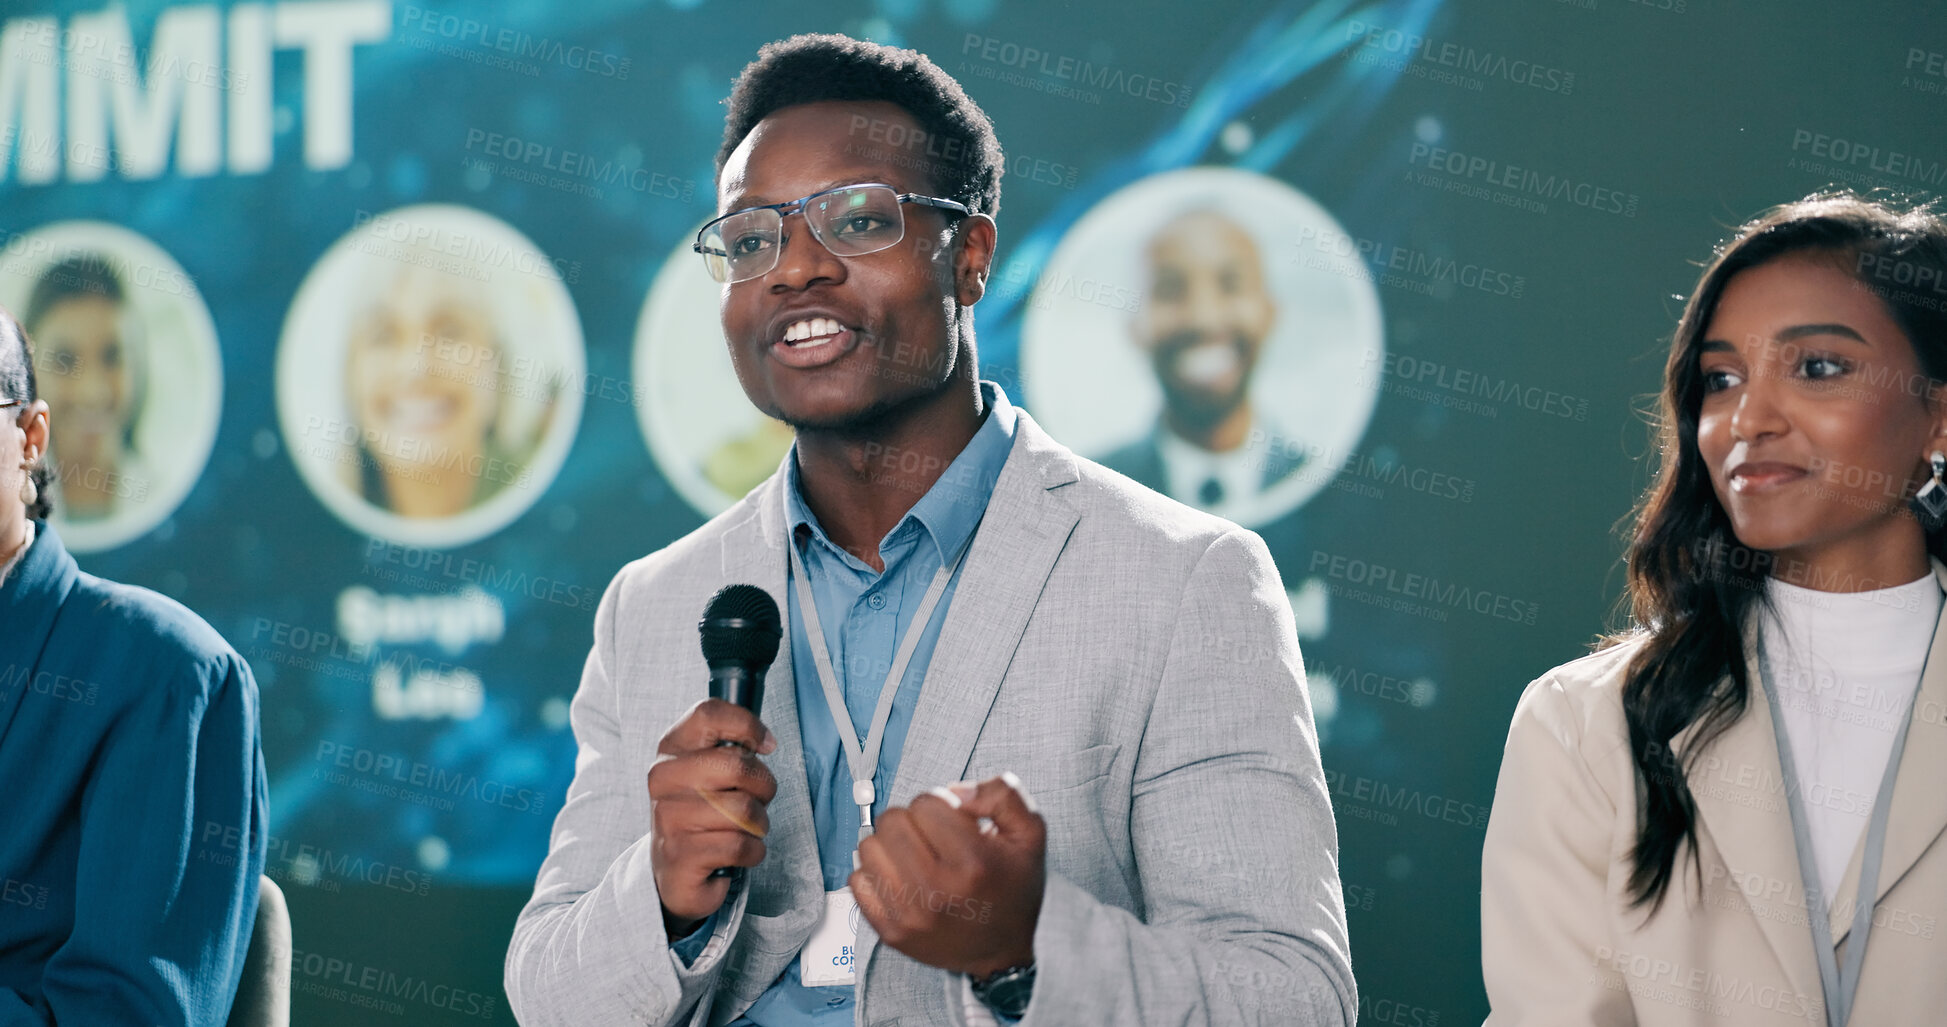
[1754,598,1944,1027]
[786,521,973,841]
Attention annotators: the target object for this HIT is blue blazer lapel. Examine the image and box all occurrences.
[0,524,79,741]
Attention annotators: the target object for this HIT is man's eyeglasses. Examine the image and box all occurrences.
[694,182,972,285]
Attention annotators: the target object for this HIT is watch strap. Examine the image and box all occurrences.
[969,961,1036,1018]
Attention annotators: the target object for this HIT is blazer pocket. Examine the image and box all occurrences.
[976,743,1120,795]
[733,908,815,956]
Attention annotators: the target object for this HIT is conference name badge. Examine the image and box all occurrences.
[800,887,861,987]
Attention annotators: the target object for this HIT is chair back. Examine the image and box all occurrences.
[225,876,291,1027]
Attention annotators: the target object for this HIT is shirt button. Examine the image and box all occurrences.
[827,995,847,1006]
[867,592,886,610]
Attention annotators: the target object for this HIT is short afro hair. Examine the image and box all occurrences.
[717,33,1003,219]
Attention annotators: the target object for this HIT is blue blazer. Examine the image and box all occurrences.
[0,523,267,1025]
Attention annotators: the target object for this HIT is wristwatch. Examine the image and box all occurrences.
[969,961,1036,1019]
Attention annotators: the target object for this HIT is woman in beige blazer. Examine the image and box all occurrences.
[1483,191,1947,1027]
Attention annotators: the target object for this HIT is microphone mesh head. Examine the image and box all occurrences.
[700,584,783,668]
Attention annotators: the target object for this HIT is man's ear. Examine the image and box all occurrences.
[953,214,998,307]
[19,400,48,467]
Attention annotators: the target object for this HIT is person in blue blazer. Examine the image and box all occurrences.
[0,304,268,1025]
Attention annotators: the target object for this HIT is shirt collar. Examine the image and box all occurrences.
[0,519,36,589]
[1156,409,1274,509]
[784,379,1017,568]
[0,520,77,663]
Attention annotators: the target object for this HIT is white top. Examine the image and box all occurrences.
[1759,571,1942,897]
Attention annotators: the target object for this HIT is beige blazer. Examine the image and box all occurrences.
[1482,561,1947,1026]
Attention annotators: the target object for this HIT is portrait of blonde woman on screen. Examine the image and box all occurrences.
[1482,191,1947,1026]
[340,253,553,520]
[276,204,585,548]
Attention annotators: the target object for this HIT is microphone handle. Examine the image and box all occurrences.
[707,663,767,879]
[708,664,766,717]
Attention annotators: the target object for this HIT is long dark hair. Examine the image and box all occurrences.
[1609,190,1947,910]
[0,306,52,521]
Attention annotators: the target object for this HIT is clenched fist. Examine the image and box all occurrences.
[850,773,1046,977]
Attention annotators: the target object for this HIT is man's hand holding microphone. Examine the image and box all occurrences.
[648,585,784,937]
[646,584,1047,980]
[648,698,778,937]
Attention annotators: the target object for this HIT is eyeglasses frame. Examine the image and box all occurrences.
[692,182,974,283]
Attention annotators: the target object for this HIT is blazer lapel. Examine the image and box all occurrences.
[0,524,78,745]
[855,410,1081,1023]
[886,409,1080,807]
[1682,623,1824,1005]
[717,471,824,936]
[1828,557,1947,945]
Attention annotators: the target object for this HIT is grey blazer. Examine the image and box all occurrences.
[504,408,1354,1026]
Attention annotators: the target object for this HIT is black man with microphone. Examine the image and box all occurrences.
[505,33,1352,1027]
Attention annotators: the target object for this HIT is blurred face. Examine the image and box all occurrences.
[346,281,500,472]
[715,100,990,431]
[33,295,128,469]
[1696,253,1945,568]
[1135,212,1276,426]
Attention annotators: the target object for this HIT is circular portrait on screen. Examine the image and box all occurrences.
[1020,167,1384,528]
[276,205,585,548]
[0,222,222,553]
[634,229,793,519]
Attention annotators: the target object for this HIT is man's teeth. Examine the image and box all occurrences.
[782,317,846,344]
[1175,340,1241,385]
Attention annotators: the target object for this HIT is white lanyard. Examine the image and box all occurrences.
[785,509,974,840]
[1755,599,1943,1027]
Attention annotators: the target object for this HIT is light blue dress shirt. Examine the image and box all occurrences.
[675,380,1017,1025]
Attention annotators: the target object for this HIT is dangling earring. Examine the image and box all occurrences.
[17,463,35,508]
[1911,450,1947,531]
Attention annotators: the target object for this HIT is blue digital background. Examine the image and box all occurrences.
[5,0,1939,1022]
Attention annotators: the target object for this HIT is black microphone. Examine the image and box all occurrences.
[699,585,781,881]
[699,583,783,720]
